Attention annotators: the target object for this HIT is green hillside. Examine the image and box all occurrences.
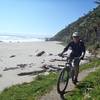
[50,5,100,48]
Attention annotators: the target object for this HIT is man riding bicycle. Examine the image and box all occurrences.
[59,32,86,84]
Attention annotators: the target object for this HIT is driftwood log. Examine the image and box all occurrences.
[47,65,62,70]
[17,64,27,68]
[10,55,16,58]
[49,59,67,62]
[41,64,62,71]
[36,51,45,57]
[3,67,19,71]
[17,69,46,76]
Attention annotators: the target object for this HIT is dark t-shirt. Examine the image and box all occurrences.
[63,40,85,58]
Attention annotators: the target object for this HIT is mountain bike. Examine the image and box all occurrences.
[57,54,80,94]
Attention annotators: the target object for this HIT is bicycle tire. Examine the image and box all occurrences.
[57,67,69,94]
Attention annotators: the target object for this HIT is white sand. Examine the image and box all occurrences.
[0,41,91,92]
[0,41,64,91]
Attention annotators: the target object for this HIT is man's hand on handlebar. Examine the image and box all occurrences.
[58,53,84,60]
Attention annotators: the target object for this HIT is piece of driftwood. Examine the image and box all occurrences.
[17,69,46,76]
[28,63,35,67]
[58,64,65,67]
[48,53,53,56]
[49,59,66,62]
[10,55,16,58]
[41,64,63,71]
[47,65,62,70]
[41,64,49,70]
[36,51,45,57]
[3,67,19,71]
[17,64,27,68]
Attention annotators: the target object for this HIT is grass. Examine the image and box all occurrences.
[0,58,100,100]
[80,58,100,71]
[65,66,100,100]
[0,73,58,100]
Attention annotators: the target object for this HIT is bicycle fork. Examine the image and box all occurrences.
[66,64,75,81]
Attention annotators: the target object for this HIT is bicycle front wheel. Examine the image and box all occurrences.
[57,67,69,94]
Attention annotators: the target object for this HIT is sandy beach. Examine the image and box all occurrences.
[0,41,91,92]
[0,41,64,91]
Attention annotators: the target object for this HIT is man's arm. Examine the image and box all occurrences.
[80,42,86,59]
[60,42,72,55]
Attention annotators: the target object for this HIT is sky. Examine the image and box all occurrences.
[0,0,97,37]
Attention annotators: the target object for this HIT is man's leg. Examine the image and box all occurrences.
[68,58,75,82]
[74,65,79,82]
[68,58,73,78]
[73,58,80,84]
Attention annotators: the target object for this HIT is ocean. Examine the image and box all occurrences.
[0,35,44,42]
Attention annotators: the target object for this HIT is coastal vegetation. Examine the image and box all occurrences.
[50,5,100,51]
[65,66,100,100]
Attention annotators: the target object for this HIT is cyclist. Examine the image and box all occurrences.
[59,32,86,84]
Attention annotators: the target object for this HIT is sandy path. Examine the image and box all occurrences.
[40,67,99,100]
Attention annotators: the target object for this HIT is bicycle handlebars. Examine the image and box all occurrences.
[58,53,82,60]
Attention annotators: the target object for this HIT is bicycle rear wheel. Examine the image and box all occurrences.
[57,67,69,94]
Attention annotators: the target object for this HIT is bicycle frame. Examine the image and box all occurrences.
[57,54,81,94]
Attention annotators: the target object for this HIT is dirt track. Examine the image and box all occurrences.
[40,67,99,100]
